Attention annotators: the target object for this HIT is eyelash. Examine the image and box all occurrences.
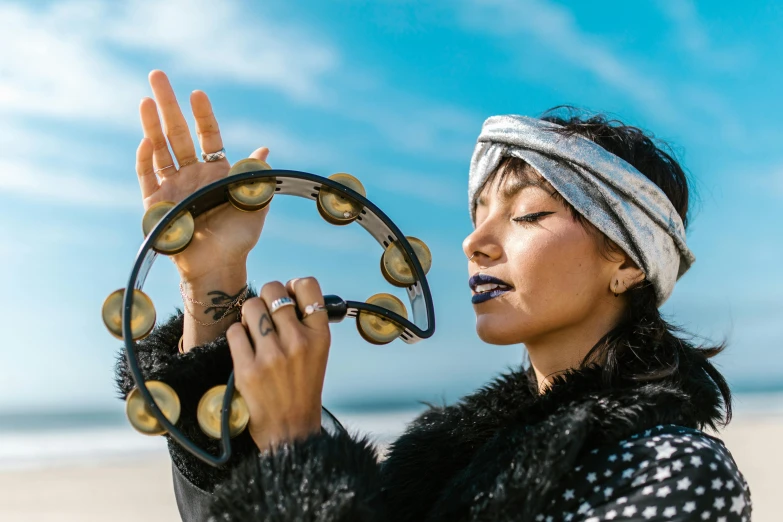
[512,211,555,224]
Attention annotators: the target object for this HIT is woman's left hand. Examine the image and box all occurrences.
[226,277,331,451]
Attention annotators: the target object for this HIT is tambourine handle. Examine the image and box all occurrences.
[323,295,348,322]
[293,294,348,323]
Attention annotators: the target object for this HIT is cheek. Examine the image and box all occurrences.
[477,224,608,343]
[515,225,603,295]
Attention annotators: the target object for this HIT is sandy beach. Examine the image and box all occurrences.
[0,413,778,521]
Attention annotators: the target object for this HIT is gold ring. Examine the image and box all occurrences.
[179,158,199,168]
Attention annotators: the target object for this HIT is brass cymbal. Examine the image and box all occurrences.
[197,385,250,439]
[141,201,195,255]
[357,293,407,345]
[316,173,365,225]
[102,288,156,340]
[380,237,432,287]
[227,158,275,212]
[126,381,181,436]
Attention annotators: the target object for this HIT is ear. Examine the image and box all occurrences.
[609,253,646,295]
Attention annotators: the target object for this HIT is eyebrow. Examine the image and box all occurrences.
[476,178,540,207]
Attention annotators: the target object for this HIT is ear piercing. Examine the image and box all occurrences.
[612,279,629,297]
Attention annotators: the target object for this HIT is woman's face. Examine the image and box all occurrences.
[462,171,621,346]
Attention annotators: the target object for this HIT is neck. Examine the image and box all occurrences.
[526,300,625,392]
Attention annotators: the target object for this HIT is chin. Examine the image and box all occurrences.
[475,314,528,345]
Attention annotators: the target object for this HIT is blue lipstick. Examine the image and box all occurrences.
[469,274,514,304]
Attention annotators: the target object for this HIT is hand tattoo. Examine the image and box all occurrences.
[204,288,246,320]
[259,313,274,336]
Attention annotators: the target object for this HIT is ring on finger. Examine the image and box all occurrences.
[269,297,296,315]
[202,147,226,162]
[301,302,327,319]
[154,164,176,175]
[179,157,199,168]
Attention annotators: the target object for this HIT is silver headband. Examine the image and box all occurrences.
[468,115,695,306]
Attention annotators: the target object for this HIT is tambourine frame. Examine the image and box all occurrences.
[121,168,435,466]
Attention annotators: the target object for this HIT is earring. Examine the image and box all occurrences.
[612,280,620,297]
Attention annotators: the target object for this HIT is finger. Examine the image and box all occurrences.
[228,317,289,431]
[140,97,176,178]
[259,282,303,353]
[135,138,159,199]
[149,70,197,166]
[285,277,328,331]
[190,90,226,161]
[226,322,255,372]
[284,277,330,406]
[240,297,284,362]
[248,146,270,163]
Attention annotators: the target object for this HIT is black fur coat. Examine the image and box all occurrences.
[115,312,751,521]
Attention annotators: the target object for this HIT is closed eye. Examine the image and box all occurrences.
[512,211,556,224]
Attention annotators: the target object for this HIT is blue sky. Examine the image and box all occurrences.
[1,0,781,414]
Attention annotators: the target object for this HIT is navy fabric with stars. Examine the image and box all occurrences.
[542,425,751,521]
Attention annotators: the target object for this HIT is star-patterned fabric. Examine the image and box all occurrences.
[541,425,751,521]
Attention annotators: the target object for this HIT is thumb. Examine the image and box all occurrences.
[248,147,270,163]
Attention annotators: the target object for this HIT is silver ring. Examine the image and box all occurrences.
[201,148,226,162]
[269,297,295,315]
[301,302,327,320]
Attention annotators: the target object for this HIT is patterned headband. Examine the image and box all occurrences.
[468,115,695,306]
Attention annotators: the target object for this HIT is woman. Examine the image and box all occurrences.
[117,71,752,521]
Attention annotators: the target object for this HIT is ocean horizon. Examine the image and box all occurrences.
[0,390,781,472]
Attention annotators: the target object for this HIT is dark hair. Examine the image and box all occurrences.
[487,106,731,426]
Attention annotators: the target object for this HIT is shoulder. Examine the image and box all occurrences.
[546,425,752,521]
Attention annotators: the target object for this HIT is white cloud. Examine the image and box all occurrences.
[457,0,748,142]
[0,0,343,210]
[103,0,339,103]
[263,211,371,253]
[760,164,783,197]
[0,0,339,128]
[0,1,144,126]
[0,158,139,209]
[0,118,108,164]
[655,0,752,71]
[221,120,471,206]
[0,0,481,215]
[362,166,464,207]
[351,100,478,161]
[221,120,342,168]
[459,0,676,121]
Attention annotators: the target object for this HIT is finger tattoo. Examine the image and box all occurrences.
[259,313,274,336]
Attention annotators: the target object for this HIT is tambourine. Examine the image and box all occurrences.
[102,159,436,467]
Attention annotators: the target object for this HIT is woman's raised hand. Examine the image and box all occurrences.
[227,277,331,451]
[135,70,269,283]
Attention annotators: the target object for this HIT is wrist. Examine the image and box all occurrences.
[179,264,249,352]
[179,263,248,291]
[251,415,322,452]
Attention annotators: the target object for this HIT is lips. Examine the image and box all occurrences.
[469,273,514,304]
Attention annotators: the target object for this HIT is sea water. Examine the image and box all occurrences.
[0,406,424,471]
[0,392,780,472]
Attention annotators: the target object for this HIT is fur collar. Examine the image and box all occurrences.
[379,355,726,521]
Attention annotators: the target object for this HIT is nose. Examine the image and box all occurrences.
[462,222,502,263]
